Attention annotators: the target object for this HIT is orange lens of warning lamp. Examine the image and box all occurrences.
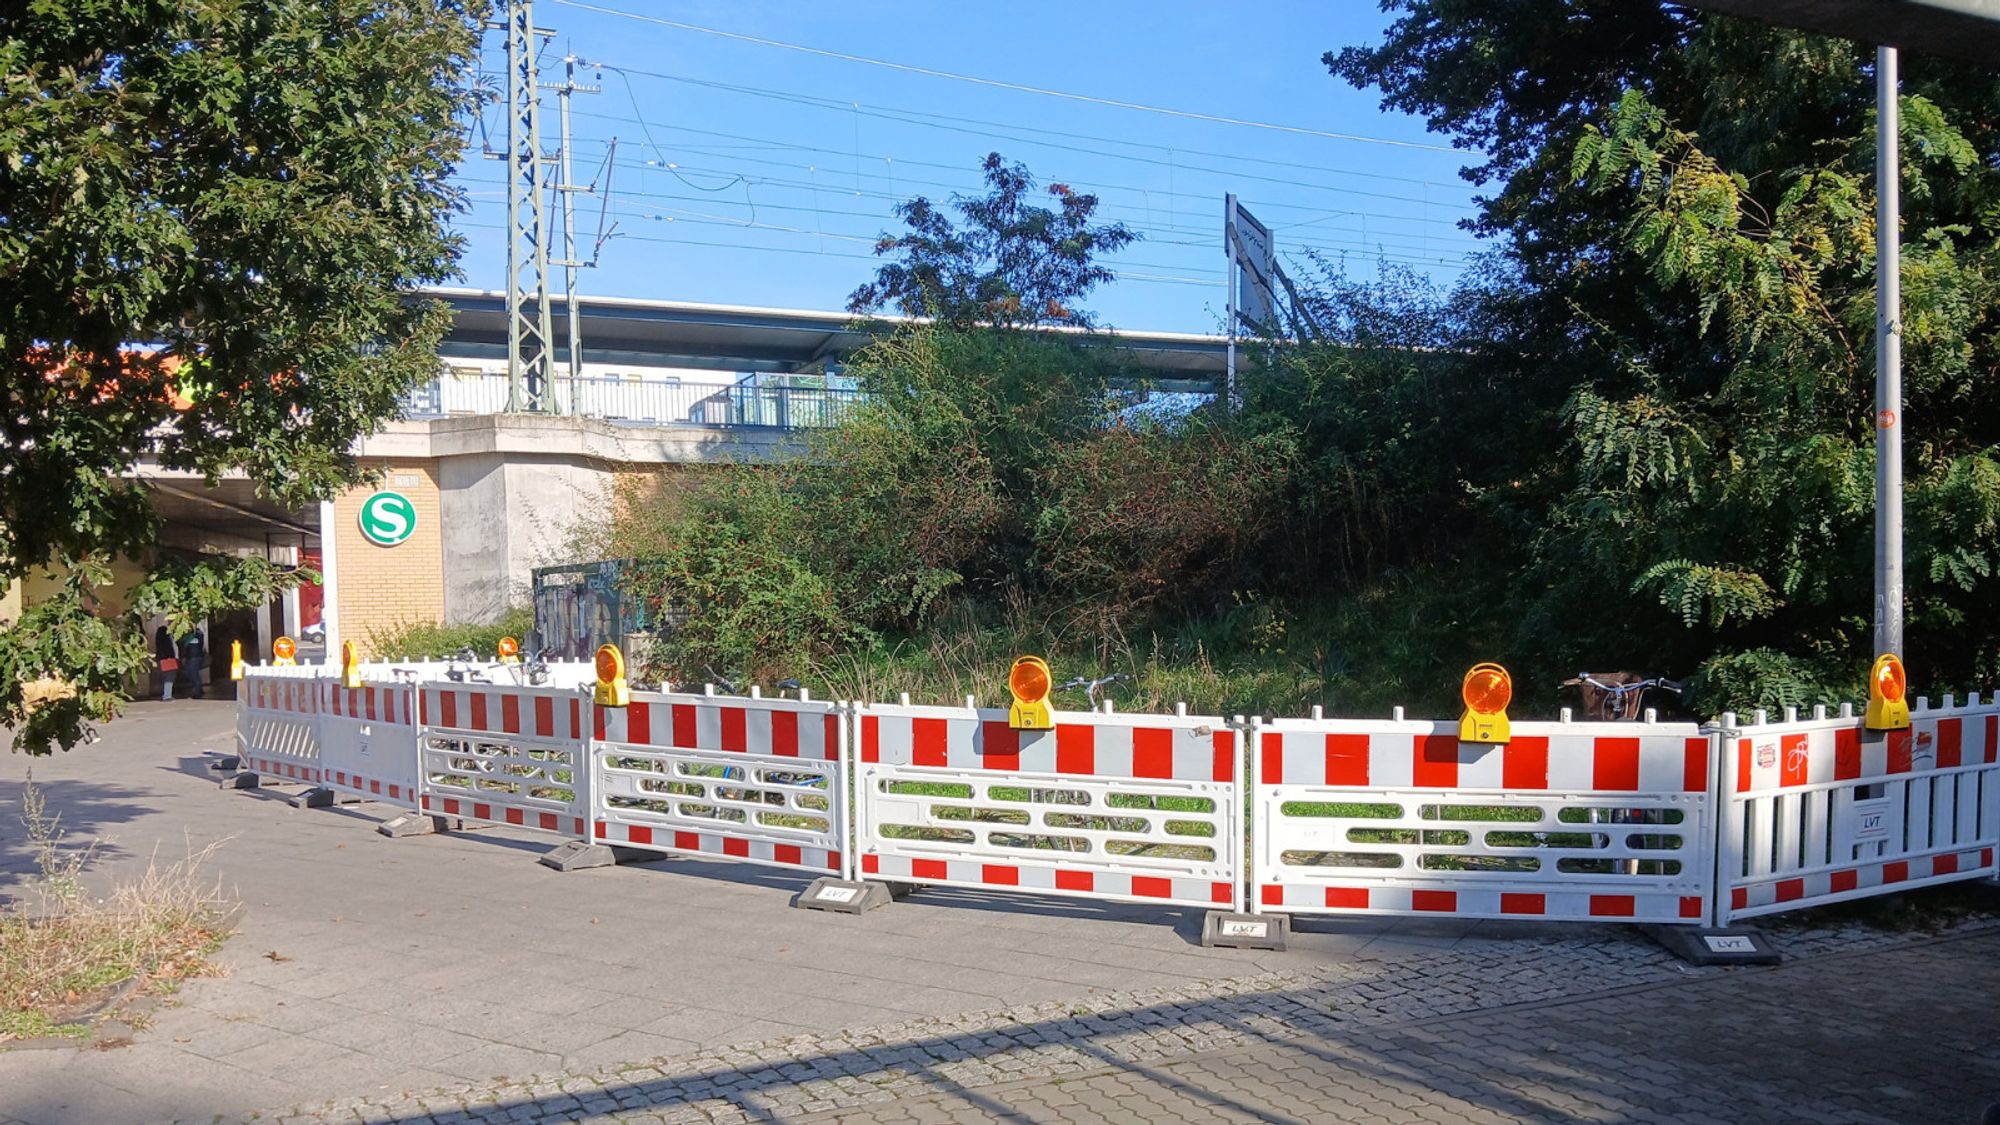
[1009,657,1051,704]
[1875,654,1907,703]
[273,637,295,660]
[497,636,519,658]
[1461,663,1512,715]
[594,645,623,682]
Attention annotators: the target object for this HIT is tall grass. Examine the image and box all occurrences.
[1,778,233,1043]
[786,574,1488,720]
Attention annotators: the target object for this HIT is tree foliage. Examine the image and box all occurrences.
[2,1,484,751]
[848,152,1137,328]
[606,323,1288,683]
[1332,2,2000,711]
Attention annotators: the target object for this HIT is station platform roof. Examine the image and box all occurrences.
[429,288,1233,391]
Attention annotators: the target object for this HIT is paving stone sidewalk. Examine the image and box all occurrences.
[794,927,2000,1125]
[213,921,2000,1125]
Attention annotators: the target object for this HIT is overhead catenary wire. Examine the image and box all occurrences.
[549,0,1465,155]
[456,197,1476,274]
[503,122,1479,240]
[568,66,1481,215]
[578,64,1477,197]
[455,180,1479,263]
[453,130,1485,258]
[449,218,1247,286]
[458,7,1481,327]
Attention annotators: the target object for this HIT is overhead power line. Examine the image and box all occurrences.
[450,218,1249,287]
[457,196,1478,273]
[580,64,1474,197]
[550,0,1464,155]
[541,119,1478,233]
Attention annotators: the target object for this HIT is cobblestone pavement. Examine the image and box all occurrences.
[203,920,2000,1125]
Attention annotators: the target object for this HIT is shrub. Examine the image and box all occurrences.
[365,606,533,660]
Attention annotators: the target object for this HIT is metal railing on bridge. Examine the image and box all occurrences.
[401,372,864,431]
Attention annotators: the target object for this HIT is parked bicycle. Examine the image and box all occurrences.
[1561,671,1684,722]
[1560,672,1686,873]
[1055,672,1130,709]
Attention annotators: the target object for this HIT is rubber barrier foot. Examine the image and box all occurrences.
[538,841,623,872]
[286,787,336,810]
[794,878,892,914]
[1646,925,1781,966]
[1202,911,1288,951]
[378,813,448,838]
[209,755,240,771]
[219,772,260,791]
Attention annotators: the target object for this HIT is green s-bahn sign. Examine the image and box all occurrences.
[358,490,417,547]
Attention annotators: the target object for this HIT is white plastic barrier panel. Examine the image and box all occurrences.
[856,703,1242,910]
[593,691,848,876]
[318,677,421,809]
[1253,717,1715,924]
[417,682,593,839]
[236,666,325,783]
[1718,697,2000,923]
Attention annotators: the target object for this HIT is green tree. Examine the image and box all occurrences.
[848,153,1137,328]
[2,1,484,751]
[1331,2,2000,710]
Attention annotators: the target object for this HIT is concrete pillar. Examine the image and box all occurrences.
[281,544,301,639]
[318,499,340,657]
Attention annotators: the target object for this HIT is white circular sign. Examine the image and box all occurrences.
[358,490,417,547]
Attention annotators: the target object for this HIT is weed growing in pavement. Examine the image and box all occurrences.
[0,776,236,1047]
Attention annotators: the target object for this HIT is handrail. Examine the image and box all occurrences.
[399,372,865,431]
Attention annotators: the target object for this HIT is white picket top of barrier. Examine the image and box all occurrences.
[417,681,594,839]
[1252,715,1716,924]
[317,679,422,809]
[237,667,326,783]
[592,690,849,877]
[1717,695,2000,923]
[855,702,1242,910]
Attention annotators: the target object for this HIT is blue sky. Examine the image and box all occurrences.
[450,1,1488,335]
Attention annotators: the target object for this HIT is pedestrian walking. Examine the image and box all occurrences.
[155,624,180,701]
[179,625,208,699]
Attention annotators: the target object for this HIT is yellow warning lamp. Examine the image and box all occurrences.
[1007,655,1054,731]
[1864,653,1910,732]
[497,636,521,664]
[229,639,246,681]
[1458,662,1513,744]
[593,644,630,707]
[272,636,297,667]
[340,639,361,689]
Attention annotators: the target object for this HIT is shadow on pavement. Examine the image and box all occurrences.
[0,776,153,881]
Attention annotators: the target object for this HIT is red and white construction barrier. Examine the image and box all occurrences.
[855,703,1242,910]
[1716,697,2000,923]
[317,678,422,809]
[236,667,325,783]
[417,682,593,839]
[1251,716,1716,924]
[592,689,848,876]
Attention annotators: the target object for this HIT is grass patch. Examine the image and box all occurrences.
[2,778,235,1048]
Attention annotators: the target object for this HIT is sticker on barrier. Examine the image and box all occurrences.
[1718,698,2000,923]
[1252,716,1715,924]
[236,668,324,783]
[317,678,421,808]
[418,682,592,839]
[593,691,848,876]
[856,703,1242,910]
